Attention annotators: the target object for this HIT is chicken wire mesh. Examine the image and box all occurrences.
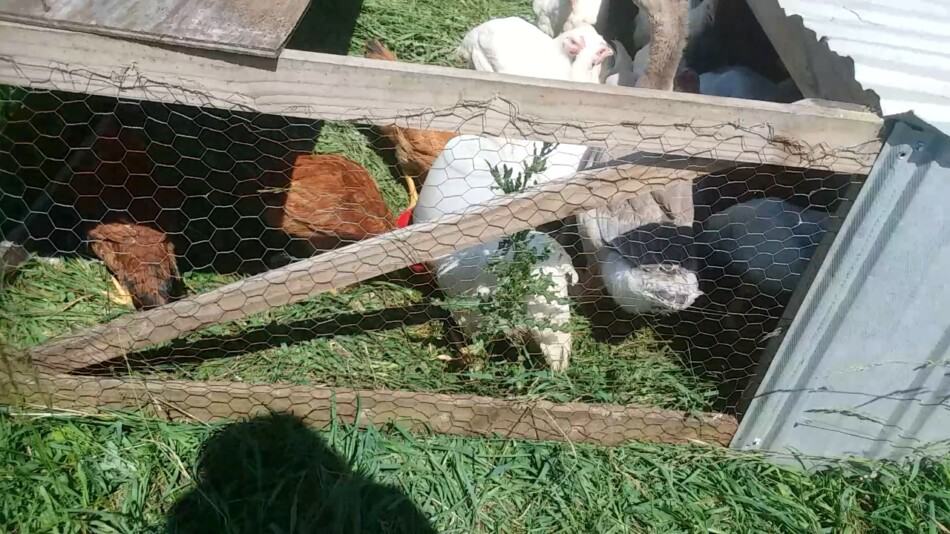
[0,83,860,447]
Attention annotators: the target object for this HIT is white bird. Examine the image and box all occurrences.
[414,135,587,371]
[578,0,702,314]
[432,20,613,369]
[533,0,604,37]
[564,0,605,33]
[567,26,615,83]
[458,17,612,82]
[533,0,571,37]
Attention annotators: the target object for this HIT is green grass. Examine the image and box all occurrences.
[350,0,534,66]
[2,410,948,533]
[0,257,716,411]
[0,0,720,410]
[0,259,127,349]
[314,121,410,215]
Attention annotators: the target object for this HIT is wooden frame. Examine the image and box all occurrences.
[0,20,882,173]
[31,162,702,372]
[0,20,888,447]
[1,372,738,447]
[0,0,312,58]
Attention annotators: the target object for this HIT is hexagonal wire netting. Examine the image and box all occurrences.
[0,83,859,446]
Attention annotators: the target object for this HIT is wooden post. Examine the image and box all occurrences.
[2,372,739,447]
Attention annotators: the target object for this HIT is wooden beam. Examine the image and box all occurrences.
[2,372,739,447]
[0,21,883,173]
[31,162,701,373]
[0,0,312,58]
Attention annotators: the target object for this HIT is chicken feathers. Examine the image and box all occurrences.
[364,39,455,207]
[87,221,184,310]
[263,154,394,252]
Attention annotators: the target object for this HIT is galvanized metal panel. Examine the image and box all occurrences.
[751,0,950,135]
[733,119,950,462]
[0,0,312,57]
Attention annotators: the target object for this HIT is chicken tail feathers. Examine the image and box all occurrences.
[364,39,398,61]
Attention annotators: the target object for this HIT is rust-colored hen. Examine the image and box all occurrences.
[263,154,395,251]
[364,39,456,208]
[88,221,184,310]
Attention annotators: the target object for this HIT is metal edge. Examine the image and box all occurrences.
[731,119,939,452]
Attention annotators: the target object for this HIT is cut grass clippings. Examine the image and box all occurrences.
[1,410,949,533]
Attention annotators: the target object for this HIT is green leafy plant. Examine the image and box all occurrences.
[442,142,569,364]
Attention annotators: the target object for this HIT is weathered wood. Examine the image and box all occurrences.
[31,162,702,373]
[0,0,311,57]
[2,372,739,446]
[0,21,883,173]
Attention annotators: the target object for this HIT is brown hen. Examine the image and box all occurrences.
[364,39,455,208]
[88,221,185,310]
[263,154,395,253]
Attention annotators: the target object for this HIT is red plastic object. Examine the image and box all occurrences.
[396,207,428,274]
[396,208,413,228]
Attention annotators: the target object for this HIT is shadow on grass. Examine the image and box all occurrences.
[167,413,436,534]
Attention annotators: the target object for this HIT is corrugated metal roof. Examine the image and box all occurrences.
[733,119,950,463]
[750,0,950,135]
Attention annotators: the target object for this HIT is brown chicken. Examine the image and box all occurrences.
[88,220,185,310]
[262,154,395,253]
[364,39,456,208]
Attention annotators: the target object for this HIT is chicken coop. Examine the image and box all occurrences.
[0,0,946,465]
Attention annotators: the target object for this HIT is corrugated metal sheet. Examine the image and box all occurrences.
[0,0,313,57]
[750,0,950,135]
[732,119,950,463]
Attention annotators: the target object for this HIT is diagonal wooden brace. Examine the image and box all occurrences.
[30,162,708,373]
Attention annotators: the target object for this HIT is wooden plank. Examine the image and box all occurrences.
[0,21,883,174]
[30,162,703,373]
[0,0,312,58]
[1,372,739,447]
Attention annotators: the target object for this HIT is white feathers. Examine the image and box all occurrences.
[458,18,611,83]
[533,0,572,36]
[600,249,702,314]
[576,179,702,315]
[458,17,573,79]
[414,135,586,371]
[563,0,604,33]
[431,230,577,371]
[533,0,603,37]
